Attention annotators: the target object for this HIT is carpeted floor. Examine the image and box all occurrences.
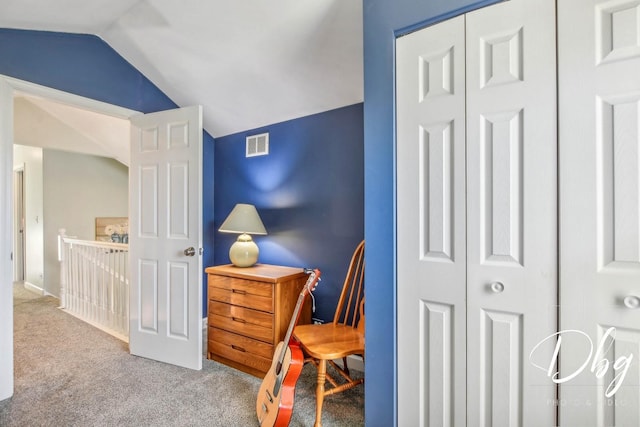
[1,283,364,426]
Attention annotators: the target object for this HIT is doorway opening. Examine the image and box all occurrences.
[2,75,205,402]
[1,75,139,401]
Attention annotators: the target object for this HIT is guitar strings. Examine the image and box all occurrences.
[309,291,316,314]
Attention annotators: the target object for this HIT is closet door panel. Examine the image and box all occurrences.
[466,0,557,425]
[397,16,467,427]
[559,0,640,425]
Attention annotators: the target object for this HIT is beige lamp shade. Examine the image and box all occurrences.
[218,203,267,235]
[219,204,267,267]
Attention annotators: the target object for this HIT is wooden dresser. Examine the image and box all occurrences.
[205,264,311,377]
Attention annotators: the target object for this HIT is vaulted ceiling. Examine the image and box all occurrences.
[0,0,363,144]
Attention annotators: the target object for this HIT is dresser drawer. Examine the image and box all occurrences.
[209,301,273,342]
[209,327,272,374]
[208,277,273,312]
[208,327,274,359]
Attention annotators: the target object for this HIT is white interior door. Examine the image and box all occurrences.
[559,0,640,424]
[465,0,557,425]
[397,15,467,426]
[129,105,203,370]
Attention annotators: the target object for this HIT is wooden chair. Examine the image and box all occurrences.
[293,240,365,427]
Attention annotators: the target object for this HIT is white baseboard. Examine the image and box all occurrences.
[23,282,44,295]
[335,355,364,373]
[58,307,128,343]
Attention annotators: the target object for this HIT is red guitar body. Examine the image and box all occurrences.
[256,269,321,427]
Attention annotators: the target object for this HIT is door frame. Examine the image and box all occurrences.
[0,74,139,400]
[13,165,25,282]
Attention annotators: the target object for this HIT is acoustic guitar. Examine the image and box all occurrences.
[256,268,321,427]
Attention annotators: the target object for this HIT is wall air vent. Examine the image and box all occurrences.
[246,132,269,157]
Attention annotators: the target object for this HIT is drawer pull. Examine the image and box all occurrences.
[232,316,246,323]
[231,289,247,295]
[231,344,246,352]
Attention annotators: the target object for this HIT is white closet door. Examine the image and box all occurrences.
[466,0,557,425]
[397,16,467,426]
[559,0,640,425]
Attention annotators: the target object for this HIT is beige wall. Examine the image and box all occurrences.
[43,150,128,297]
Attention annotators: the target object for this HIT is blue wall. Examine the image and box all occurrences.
[0,29,215,315]
[362,0,501,425]
[0,29,175,113]
[214,104,364,323]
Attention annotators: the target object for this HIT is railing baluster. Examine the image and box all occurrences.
[57,232,129,342]
[107,248,112,330]
[111,248,117,331]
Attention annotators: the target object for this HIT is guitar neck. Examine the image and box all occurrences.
[285,292,306,345]
[275,269,319,369]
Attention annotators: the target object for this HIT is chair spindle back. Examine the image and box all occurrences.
[332,240,365,329]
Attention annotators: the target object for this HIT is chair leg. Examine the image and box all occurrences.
[314,359,327,427]
[342,356,350,376]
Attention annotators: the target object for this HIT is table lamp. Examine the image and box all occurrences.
[218,203,267,267]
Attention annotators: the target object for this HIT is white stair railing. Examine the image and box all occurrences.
[58,229,129,342]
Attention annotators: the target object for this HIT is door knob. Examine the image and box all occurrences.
[623,295,640,309]
[490,282,505,293]
[184,247,196,257]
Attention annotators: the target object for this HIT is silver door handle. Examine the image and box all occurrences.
[623,295,640,309]
[490,282,505,293]
[184,247,196,257]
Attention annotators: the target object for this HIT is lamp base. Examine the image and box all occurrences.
[229,234,259,267]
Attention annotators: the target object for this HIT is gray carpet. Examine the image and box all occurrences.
[1,284,364,426]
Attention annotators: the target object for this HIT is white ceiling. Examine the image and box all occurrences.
[14,94,131,164]
[0,0,363,140]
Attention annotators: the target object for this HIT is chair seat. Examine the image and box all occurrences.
[294,323,364,360]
